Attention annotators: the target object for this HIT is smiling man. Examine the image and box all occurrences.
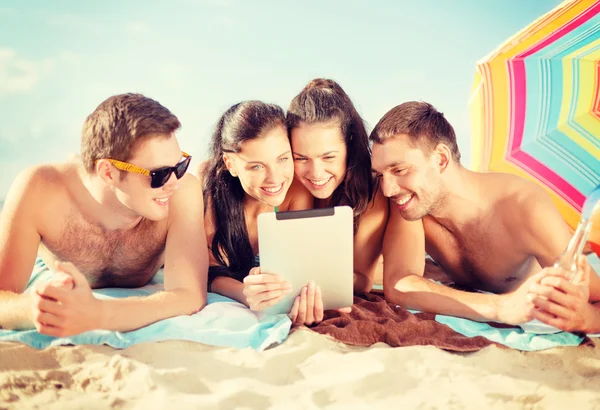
[0,93,208,336]
[370,101,600,332]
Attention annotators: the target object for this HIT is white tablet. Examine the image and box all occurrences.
[257,206,354,315]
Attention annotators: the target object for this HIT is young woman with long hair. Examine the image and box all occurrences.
[287,79,389,293]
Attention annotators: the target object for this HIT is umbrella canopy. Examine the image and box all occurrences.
[470,0,600,230]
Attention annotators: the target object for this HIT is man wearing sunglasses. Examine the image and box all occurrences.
[0,93,208,336]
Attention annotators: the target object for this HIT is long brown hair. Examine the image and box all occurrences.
[203,101,286,283]
[287,79,374,230]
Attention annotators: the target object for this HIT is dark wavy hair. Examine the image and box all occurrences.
[203,101,286,285]
[287,79,374,231]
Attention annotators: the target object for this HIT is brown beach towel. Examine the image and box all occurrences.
[308,292,497,352]
[307,292,595,352]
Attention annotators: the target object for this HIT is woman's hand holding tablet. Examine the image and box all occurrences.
[288,280,324,326]
[242,267,292,311]
[243,267,327,326]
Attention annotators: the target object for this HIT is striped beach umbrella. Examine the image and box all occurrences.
[470,0,600,230]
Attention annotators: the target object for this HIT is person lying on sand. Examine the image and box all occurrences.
[370,101,600,333]
[0,93,208,336]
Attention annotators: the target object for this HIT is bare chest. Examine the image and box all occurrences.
[39,214,167,289]
[423,217,539,293]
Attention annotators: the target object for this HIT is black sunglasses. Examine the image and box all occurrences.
[100,152,192,188]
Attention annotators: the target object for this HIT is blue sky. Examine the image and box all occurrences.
[0,0,563,200]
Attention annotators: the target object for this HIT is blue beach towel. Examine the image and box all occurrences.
[0,260,292,350]
[433,314,586,351]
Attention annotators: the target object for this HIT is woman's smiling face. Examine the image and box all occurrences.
[290,121,347,200]
[224,125,294,207]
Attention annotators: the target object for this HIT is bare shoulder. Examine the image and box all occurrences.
[196,172,216,240]
[5,163,73,209]
[168,173,204,220]
[195,160,210,183]
[175,173,203,197]
[484,173,552,216]
[357,187,389,231]
[17,162,66,188]
[363,186,389,219]
[280,177,314,211]
[286,176,311,200]
[0,162,76,251]
[482,172,567,245]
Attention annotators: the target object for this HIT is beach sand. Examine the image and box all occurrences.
[1,329,599,409]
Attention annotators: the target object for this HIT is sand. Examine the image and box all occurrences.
[3,256,600,409]
[1,329,600,410]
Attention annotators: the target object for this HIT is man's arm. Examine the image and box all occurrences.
[518,184,572,268]
[0,167,45,329]
[194,163,252,306]
[34,174,209,336]
[98,174,209,331]
[353,189,389,293]
[382,209,532,323]
[518,185,600,302]
[529,256,600,333]
[522,186,600,332]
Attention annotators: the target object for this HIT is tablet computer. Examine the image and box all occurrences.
[257,205,353,315]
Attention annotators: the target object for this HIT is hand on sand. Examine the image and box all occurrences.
[243,267,292,311]
[528,255,593,333]
[288,280,326,327]
[32,261,102,337]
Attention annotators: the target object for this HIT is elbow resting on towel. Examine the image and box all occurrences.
[383,274,430,307]
[175,288,207,315]
[190,292,208,315]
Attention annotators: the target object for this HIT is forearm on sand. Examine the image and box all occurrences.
[0,291,33,330]
[385,274,499,322]
[99,288,205,332]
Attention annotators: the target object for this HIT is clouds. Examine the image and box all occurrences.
[0,48,87,98]
[0,48,53,96]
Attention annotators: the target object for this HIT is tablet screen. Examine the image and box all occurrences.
[257,206,354,315]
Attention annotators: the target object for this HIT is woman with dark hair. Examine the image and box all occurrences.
[199,101,320,325]
[287,79,389,293]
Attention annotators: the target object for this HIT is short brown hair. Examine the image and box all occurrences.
[81,93,181,172]
[370,101,461,163]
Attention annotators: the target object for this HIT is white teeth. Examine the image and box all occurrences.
[396,194,412,206]
[155,198,169,204]
[263,184,282,193]
[310,177,331,186]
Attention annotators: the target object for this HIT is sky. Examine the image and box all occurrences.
[0,0,563,201]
